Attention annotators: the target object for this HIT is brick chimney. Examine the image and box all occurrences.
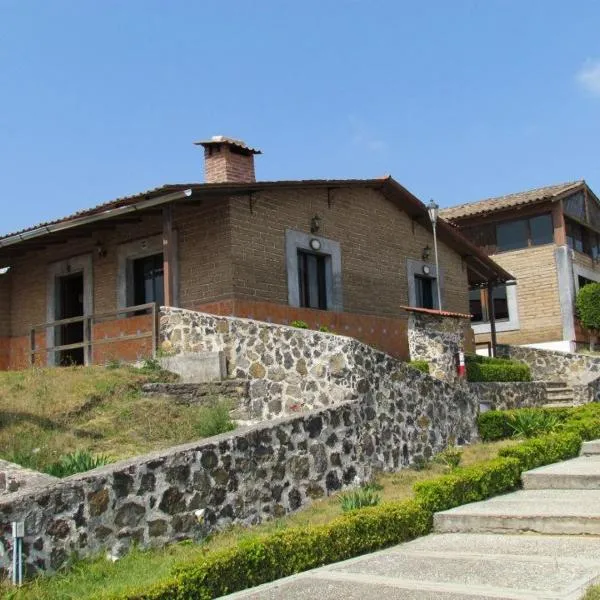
[195,136,261,183]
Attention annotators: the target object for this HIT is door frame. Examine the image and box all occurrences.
[46,254,93,366]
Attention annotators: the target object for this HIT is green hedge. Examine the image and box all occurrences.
[465,354,531,382]
[113,500,431,600]
[478,404,600,442]
[408,360,430,374]
[111,427,585,600]
[413,457,521,513]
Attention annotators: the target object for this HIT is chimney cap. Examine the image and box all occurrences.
[194,135,262,155]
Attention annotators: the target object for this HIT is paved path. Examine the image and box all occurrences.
[223,440,600,599]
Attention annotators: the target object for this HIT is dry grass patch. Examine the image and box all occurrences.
[0,365,235,473]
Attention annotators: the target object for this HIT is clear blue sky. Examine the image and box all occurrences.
[2,1,600,235]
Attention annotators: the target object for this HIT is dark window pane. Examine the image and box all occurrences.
[564,192,586,221]
[298,251,327,310]
[469,289,484,322]
[589,200,600,230]
[497,219,528,251]
[530,214,553,246]
[566,220,584,253]
[133,254,164,306]
[579,276,595,289]
[492,285,509,321]
[415,276,434,309]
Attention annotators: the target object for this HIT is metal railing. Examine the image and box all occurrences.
[29,303,159,366]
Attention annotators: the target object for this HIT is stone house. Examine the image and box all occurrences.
[0,136,511,369]
[442,180,600,352]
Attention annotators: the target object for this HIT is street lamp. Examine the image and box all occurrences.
[427,199,442,311]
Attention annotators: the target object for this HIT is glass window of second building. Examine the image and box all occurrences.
[496,214,553,252]
[469,285,509,323]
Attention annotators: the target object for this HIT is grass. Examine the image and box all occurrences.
[0,365,236,474]
[1,439,517,600]
[584,587,600,600]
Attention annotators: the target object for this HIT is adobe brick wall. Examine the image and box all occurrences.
[228,187,470,317]
[2,186,470,369]
[474,244,563,346]
[195,298,410,359]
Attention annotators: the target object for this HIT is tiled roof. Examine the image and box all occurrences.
[440,180,584,221]
[401,306,472,319]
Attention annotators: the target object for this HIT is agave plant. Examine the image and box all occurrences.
[508,409,559,439]
[44,450,111,478]
[338,486,381,512]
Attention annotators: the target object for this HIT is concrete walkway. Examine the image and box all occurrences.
[223,441,600,599]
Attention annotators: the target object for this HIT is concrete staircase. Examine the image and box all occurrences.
[542,381,576,408]
[226,443,600,600]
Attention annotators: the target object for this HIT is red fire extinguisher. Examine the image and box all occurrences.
[457,350,466,378]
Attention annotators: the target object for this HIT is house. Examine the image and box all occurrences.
[442,180,600,352]
[0,136,512,369]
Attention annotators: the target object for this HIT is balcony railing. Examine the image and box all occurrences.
[29,302,158,366]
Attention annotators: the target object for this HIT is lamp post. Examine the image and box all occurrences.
[427,199,443,311]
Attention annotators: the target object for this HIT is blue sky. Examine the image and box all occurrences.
[2,1,600,235]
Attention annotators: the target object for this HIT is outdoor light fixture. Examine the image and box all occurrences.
[427,199,443,311]
[309,238,322,251]
[422,245,431,261]
[95,242,107,259]
[310,214,321,234]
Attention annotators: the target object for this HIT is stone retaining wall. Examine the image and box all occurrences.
[142,380,249,406]
[0,460,57,498]
[0,361,477,575]
[497,344,600,386]
[469,382,547,412]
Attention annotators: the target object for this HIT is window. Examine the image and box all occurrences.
[496,214,553,252]
[470,285,510,323]
[566,220,585,253]
[529,215,554,246]
[497,219,528,252]
[298,251,327,309]
[414,275,435,309]
[579,276,595,289]
[132,253,164,306]
[469,289,484,322]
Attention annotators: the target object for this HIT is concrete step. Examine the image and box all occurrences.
[522,456,600,490]
[434,489,600,535]
[542,401,576,408]
[224,533,600,600]
[582,440,600,456]
[545,390,573,399]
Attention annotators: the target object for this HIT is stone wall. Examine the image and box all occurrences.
[0,364,477,576]
[497,344,600,386]
[573,376,600,405]
[469,382,547,412]
[406,309,470,384]
[0,460,57,498]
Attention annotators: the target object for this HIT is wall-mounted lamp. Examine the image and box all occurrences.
[310,214,321,234]
[95,242,107,259]
[422,245,431,261]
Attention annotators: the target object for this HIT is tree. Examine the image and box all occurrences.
[575,282,600,351]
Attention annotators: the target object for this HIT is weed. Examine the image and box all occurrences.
[290,320,309,329]
[411,456,431,471]
[434,447,463,470]
[195,404,236,438]
[105,359,122,370]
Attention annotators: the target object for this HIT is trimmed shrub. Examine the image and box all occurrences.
[116,500,431,600]
[498,431,581,471]
[465,353,531,382]
[477,404,598,442]
[413,457,521,513]
[408,360,430,374]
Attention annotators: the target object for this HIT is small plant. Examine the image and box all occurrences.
[434,447,463,470]
[196,404,236,438]
[44,450,111,478]
[338,485,381,512]
[319,325,332,333]
[290,320,309,329]
[410,455,431,471]
[106,358,122,370]
[409,360,430,374]
[139,357,163,372]
[508,409,559,439]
